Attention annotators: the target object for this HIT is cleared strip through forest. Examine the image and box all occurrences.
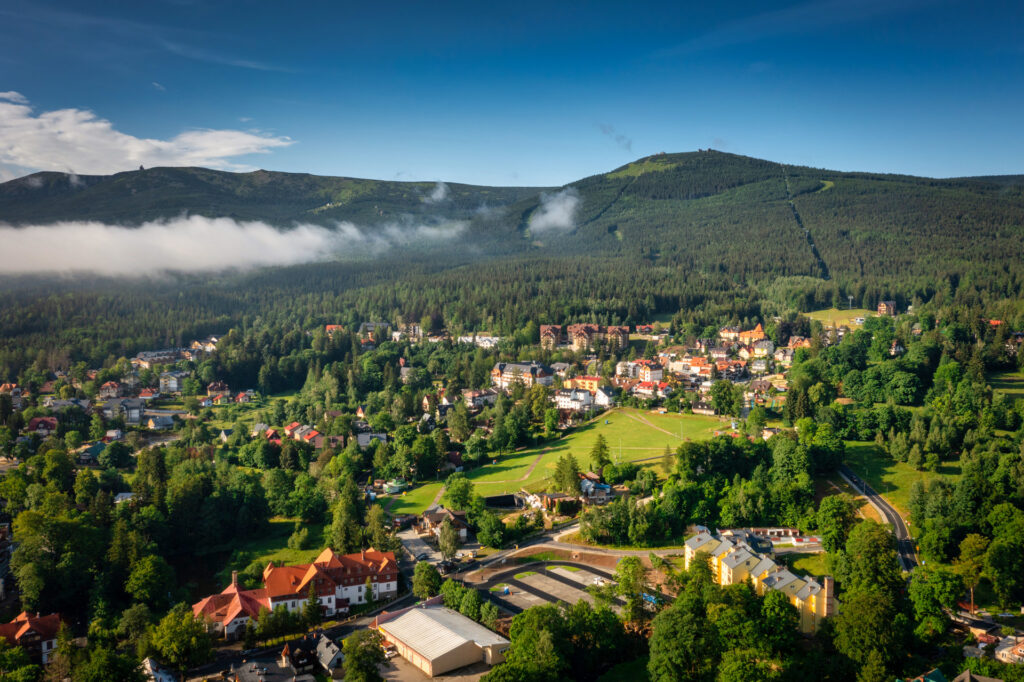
[783,170,831,280]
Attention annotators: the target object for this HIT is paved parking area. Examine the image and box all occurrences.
[496,583,550,611]
[397,529,441,563]
[521,572,596,607]
[549,566,613,588]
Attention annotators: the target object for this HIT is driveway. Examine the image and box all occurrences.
[397,528,442,564]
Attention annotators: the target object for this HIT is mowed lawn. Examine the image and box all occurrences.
[369,408,724,515]
[806,307,875,328]
[467,408,724,496]
[381,481,444,516]
[991,369,1024,405]
[843,441,960,519]
[779,552,830,578]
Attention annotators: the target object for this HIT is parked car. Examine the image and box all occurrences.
[438,560,457,574]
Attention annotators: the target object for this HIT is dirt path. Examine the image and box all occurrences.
[622,410,681,438]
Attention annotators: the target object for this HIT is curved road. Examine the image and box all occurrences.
[838,465,918,571]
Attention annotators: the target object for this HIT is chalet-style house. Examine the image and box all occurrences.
[0,612,62,663]
[421,507,471,541]
[685,531,835,633]
[207,381,229,396]
[193,548,398,639]
[539,324,629,351]
[27,416,58,436]
[491,362,554,390]
[99,381,122,399]
[878,300,897,316]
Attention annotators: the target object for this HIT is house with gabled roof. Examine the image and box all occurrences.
[193,548,398,639]
[0,612,63,663]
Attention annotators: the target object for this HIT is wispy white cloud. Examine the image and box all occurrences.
[159,39,295,73]
[529,188,580,234]
[0,91,28,104]
[0,7,291,73]
[0,94,292,175]
[421,181,449,203]
[0,216,467,276]
[151,81,166,91]
[660,0,929,55]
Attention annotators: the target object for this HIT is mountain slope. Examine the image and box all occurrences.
[0,166,547,227]
[2,150,1023,297]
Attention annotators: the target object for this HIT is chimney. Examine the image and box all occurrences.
[823,576,835,617]
[231,570,238,588]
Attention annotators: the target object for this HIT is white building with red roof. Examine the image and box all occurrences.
[193,548,398,639]
[0,612,62,663]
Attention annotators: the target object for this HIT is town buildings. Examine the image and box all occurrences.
[539,324,629,351]
[684,530,835,633]
[490,362,554,390]
[193,549,398,639]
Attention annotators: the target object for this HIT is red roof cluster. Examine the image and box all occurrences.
[193,548,397,628]
[0,612,62,646]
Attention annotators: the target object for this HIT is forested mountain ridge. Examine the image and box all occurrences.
[2,150,1024,375]
[3,151,1022,295]
[0,166,547,227]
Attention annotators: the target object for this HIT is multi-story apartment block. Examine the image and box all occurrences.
[684,531,836,633]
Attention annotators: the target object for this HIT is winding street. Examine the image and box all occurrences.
[838,465,919,572]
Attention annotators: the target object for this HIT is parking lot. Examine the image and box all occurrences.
[485,564,620,614]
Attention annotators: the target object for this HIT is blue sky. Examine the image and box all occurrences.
[1,0,1022,185]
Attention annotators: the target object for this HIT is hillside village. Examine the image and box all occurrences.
[1,299,1023,682]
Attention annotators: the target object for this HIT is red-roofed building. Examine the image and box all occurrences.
[27,417,58,436]
[138,388,159,401]
[0,612,63,663]
[738,323,766,344]
[284,422,303,438]
[325,324,344,336]
[633,381,673,398]
[99,381,122,399]
[193,549,398,639]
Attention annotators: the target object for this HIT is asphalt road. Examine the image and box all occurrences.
[838,464,918,572]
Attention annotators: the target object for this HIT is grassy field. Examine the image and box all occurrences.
[806,307,876,328]
[463,408,724,497]
[814,477,883,523]
[843,441,961,519]
[216,517,326,584]
[991,368,1024,405]
[779,552,830,578]
[381,482,444,516]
